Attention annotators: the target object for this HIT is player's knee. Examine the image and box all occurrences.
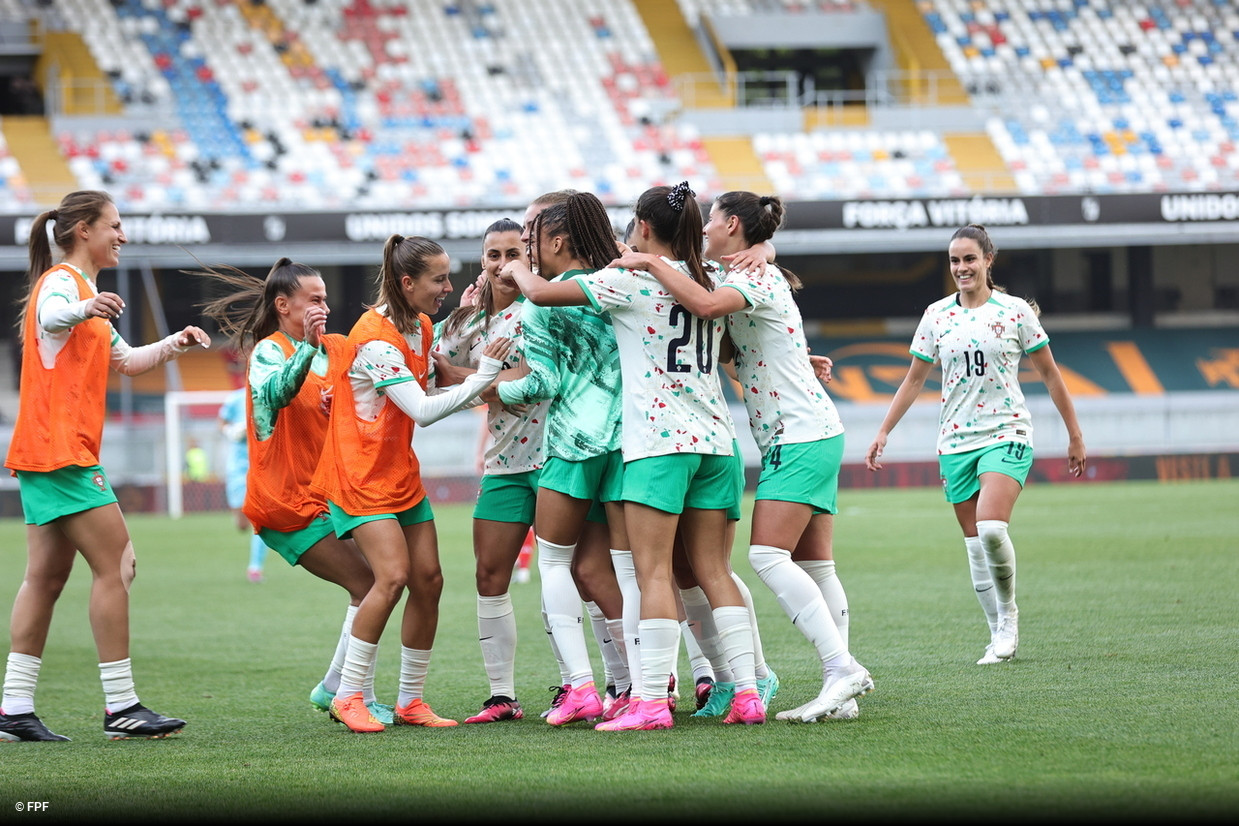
[120,542,137,592]
[976,520,1009,552]
[748,544,791,579]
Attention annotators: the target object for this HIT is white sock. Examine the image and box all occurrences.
[605,618,630,692]
[713,605,757,692]
[679,586,733,682]
[584,601,611,687]
[610,548,643,696]
[752,545,847,666]
[397,646,432,706]
[586,601,628,693]
[798,558,852,648]
[636,618,680,703]
[731,571,768,679]
[964,535,999,634]
[99,658,139,714]
[478,593,517,699]
[2,652,40,715]
[680,619,713,682]
[322,604,358,693]
[337,635,377,699]
[537,536,592,686]
[541,601,568,686]
[977,520,1018,617]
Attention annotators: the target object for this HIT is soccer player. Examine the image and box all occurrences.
[493,193,630,726]
[1,190,207,742]
[217,384,270,583]
[197,258,392,724]
[432,218,549,724]
[311,235,510,732]
[613,190,874,722]
[865,224,1087,664]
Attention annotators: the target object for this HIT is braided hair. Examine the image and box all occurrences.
[635,181,711,289]
[531,191,619,272]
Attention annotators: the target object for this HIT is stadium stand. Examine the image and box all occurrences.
[924,0,1239,194]
[2,0,1238,206]
[30,0,721,211]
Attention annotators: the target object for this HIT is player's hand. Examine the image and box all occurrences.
[177,326,211,349]
[809,354,833,384]
[460,272,487,308]
[865,434,887,472]
[302,305,327,347]
[87,291,125,321]
[721,245,766,273]
[433,352,470,387]
[482,337,513,362]
[1067,436,1087,477]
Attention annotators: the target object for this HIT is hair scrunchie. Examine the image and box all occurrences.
[666,180,695,212]
[49,209,59,221]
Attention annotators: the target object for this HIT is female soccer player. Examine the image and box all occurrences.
[1,190,208,742]
[865,224,1087,664]
[432,218,550,724]
[197,258,392,724]
[612,190,874,722]
[493,193,631,727]
[311,235,510,732]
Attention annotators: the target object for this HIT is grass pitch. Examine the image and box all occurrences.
[1,479,1236,823]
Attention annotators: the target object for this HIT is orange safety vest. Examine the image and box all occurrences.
[243,332,337,533]
[5,265,111,474]
[311,309,432,515]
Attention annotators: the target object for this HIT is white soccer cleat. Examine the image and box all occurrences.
[992,612,1019,660]
[776,659,873,723]
[976,643,1013,665]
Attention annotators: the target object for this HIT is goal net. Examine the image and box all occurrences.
[164,389,237,518]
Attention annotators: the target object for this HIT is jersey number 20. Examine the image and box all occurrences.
[667,305,715,374]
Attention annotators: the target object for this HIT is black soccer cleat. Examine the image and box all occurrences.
[103,703,186,740]
[0,711,71,742]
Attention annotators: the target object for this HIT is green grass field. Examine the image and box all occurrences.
[1,479,1236,823]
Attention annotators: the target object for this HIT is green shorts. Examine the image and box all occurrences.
[474,469,540,524]
[586,497,608,525]
[328,497,434,540]
[939,441,1033,504]
[754,435,844,515]
[538,452,624,504]
[259,512,336,566]
[16,465,118,526]
[621,452,741,516]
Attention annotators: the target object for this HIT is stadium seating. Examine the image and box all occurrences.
[754,128,967,198]
[923,0,1239,194]
[16,0,1239,209]
[43,0,720,211]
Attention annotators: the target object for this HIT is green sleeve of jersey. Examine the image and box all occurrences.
[497,302,558,405]
[249,338,319,441]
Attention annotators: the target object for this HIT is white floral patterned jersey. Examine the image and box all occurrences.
[720,262,843,456]
[575,260,736,461]
[911,291,1048,455]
